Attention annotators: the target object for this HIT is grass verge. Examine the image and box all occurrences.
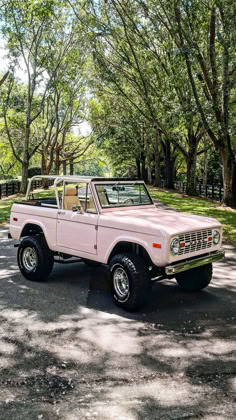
[149,187,236,245]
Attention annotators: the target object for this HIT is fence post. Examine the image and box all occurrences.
[219,185,222,202]
[212,185,214,200]
[0,184,1,200]
[205,185,208,198]
[6,183,8,198]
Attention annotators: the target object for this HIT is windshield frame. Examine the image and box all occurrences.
[94,181,154,210]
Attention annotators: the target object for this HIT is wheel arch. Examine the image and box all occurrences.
[20,222,46,240]
[107,240,153,267]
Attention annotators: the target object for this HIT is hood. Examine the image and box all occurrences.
[99,206,221,237]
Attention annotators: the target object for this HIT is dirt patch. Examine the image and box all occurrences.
[1,193,25,201]
[210,204,236,213]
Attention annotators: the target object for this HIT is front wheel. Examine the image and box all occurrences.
[109,253,151,311]
[175,263,213,292]
[17,235,54,281]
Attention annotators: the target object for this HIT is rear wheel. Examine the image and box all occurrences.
[109,253,151,311]
[175,263,213,292]
[17,235,54,281]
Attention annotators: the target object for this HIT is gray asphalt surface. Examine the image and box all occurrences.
[0,225,235,420]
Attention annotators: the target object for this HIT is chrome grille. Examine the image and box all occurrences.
[177,229,213,256]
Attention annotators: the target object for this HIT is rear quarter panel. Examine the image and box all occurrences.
[10,203,57,249]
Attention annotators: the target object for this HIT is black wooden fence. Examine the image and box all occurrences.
[160,180,224,202]
[0,179,54,200]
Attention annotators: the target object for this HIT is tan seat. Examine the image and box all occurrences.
[97,187,109,207]
[87,196,97,212]
[64,187,81,211]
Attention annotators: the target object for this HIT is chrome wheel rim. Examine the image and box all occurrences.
[113,267,129,299]
[22,247,38,271]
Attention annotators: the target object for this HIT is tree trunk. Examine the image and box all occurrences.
[140,152,147,182]
[153,130,161,187]
[21,160,29,194]
[186,154,197,196]
[165,140,174,189]
[41,149,49,189]
[203,139,208,185]
[70,159,74,175]
[20,124,30,193]
[63,161,67,175]
[55,150,60,175]
[220,148,236,207]
[162,140,175,189]
[145,138,152,185]
[136,158,141,179]
[41,150,47,176]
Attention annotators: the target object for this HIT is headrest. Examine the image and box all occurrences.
[65,187,76,196]
[97,185,105,193]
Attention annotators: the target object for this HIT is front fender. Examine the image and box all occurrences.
[104,233,163,265]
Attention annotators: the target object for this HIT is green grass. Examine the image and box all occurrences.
[0,190,55,224]
[149,187,236,245]
[1,186,236,245]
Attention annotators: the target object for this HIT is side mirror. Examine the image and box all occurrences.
[72,204,83,213]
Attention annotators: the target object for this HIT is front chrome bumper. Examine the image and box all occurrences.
[165,250,225,276]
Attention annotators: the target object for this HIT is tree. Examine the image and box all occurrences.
[74,0,204,191]
[1,79,43,179]
[88,91,155,180]
[1,0,90,191]
[144,0,236,205]
[0,71,9,88]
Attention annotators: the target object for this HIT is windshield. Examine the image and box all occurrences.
[95,183,153,208]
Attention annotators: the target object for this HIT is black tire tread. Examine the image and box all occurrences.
[109,253,151,311]
[17,235,54,282]
[175,263,213,292]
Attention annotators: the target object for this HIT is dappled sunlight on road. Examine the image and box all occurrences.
[0,267,19,279]
[0,300,234,418]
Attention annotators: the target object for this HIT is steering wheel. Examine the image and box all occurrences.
[123,197,135,204]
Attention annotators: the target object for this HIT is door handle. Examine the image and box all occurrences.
[58,211,65,215]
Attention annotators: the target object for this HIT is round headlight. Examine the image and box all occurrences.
[170,238,180,255]
[213,230,220,245]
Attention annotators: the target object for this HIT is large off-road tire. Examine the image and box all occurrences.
[109,253,151,312]
[17,235,54,281]
[175,263,213,292]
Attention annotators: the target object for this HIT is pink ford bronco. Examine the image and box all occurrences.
[9,176,225,311]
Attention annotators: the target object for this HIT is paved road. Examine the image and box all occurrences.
[0,225,235,420]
